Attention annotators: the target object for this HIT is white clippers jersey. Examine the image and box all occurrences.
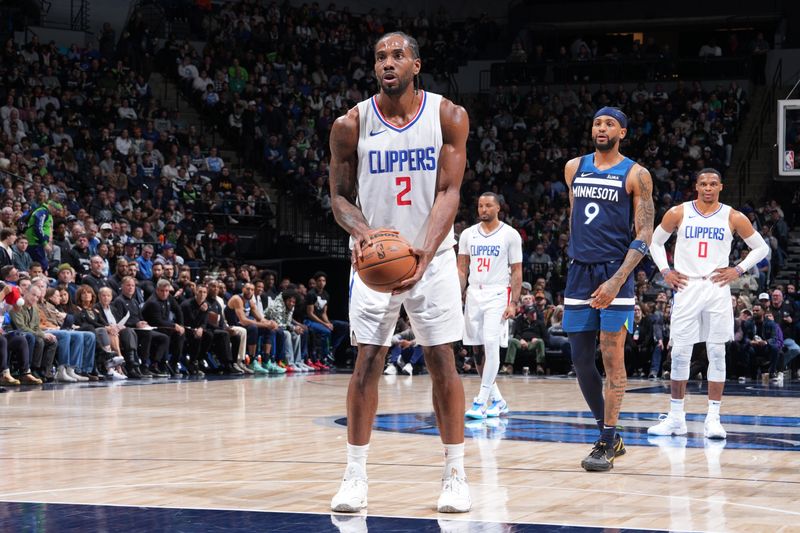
[458,222,523,287]
[674,201,733,277]
[354,91,452,252]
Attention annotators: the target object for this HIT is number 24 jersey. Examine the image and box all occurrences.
[458,222,522,287]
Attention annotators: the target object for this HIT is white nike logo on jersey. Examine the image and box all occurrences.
[579,172,593,177]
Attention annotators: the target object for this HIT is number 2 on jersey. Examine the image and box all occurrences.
[396,176,411,206]
[477,257,491,272]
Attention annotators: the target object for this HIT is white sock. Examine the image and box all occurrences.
[491,383,504,403]
[670,398,685,419]
[708,400,721,417]
[443,443,466,479]
[346,443,369,478]
[477,384,492,405]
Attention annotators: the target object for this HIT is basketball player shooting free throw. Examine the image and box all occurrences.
[328,31,472,513]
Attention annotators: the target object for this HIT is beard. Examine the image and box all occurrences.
[381,74,413,96]
[479,212,495,222]
[592,136,618,152]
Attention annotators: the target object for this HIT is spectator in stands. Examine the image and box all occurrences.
[113,276,170,378]
[0,283,38,386]
[226,282,283,374]
[304,271,348,366]
[9,285,57,383]
[0,228,15,267]
[528,243,552,280]
[75,285,126,380]
[265,290,309,372]
[769,288,800,375]
[625,304,655,378]
[38,286,96,381]
[142,279,188,377]
[506,304,548,375]
[383,316,424,376]
[743,303,783,379]
[12,236,32,273]
[207,279,250,374]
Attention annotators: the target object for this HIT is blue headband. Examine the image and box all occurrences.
[593,107,628,129]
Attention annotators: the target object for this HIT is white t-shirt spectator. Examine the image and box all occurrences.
[178,62,199,81]
[115,135,132,156]
[118,105,138,120]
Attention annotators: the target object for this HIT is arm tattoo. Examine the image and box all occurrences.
[609,167,655,286]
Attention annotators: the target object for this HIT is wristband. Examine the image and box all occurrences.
[629,239,648,256]
[734,266,744,277]
[660,268,672,276]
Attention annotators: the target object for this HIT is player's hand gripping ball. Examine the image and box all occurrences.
[355,230,418,293]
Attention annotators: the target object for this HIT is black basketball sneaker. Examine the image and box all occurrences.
[581,434,625,472]
[613,433,626,457]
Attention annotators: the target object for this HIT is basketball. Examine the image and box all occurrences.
[355,230,418,292]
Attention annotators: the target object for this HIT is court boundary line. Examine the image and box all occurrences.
[0,497,708,531]
[0,476,796,520]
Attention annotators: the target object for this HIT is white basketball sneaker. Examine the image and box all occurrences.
[465,398,488,419]
[704,414,727,439]
[485,399,508,417]
[331,465,368,512]
[647,412,688,436]
[437,472,471,513]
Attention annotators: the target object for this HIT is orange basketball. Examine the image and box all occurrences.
[355,230,418,293]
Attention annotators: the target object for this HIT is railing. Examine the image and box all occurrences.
[489,56,751,86]
[70,0,89,32]
[275,195,348,259]
[737,59,783,205]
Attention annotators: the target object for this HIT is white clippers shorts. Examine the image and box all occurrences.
[349,248,463,347]
[462,284,510,348]
[670,277,734,346]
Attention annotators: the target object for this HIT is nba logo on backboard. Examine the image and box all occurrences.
[785,150,795,171]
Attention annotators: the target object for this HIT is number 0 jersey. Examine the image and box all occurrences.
[568,154,636,263]
[353,91,452,252]
[458,222,522,287]
[674,201,733,277]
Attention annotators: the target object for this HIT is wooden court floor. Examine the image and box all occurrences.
[0,372,798,532]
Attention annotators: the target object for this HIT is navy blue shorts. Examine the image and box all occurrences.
[563,260,635,333]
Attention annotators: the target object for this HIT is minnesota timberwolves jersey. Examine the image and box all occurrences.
[354,91,453,252]
[674,201,733,277]
[568,154,636,263]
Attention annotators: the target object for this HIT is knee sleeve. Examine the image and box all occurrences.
[706,342,726,382]
[670,344,693,381]
[568,331,597,371]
